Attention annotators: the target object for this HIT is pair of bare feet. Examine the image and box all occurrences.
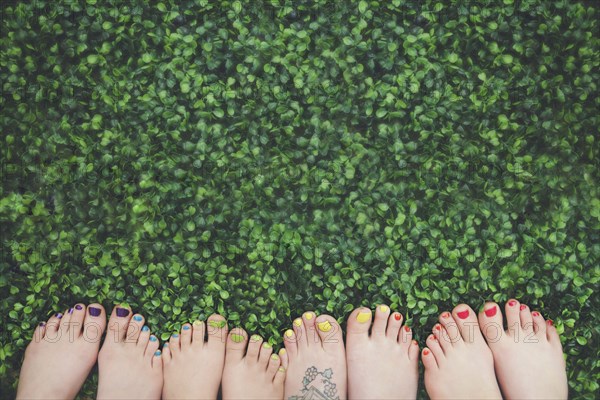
[16,299,568,400]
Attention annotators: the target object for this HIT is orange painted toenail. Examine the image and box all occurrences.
[394,313,402,321]
[484,306,497,317]
[509,300,517,306]
[404,326,411,332]
[457,310,469,319]
[520,304,527,310]
[532,311,540,317]
[423,349,430,355]
[547,319,553,326]
[435,325,441,330]
[442,312,450,318]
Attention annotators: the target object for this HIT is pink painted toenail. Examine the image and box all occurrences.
[520,304,527,310]
[547,319,553,326]
[484,306,497,317]
[457,310,469,319]
[532,311,540,317]
[508,300,517,306]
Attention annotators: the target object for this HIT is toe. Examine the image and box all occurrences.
[302,311,318,346]
[267,353,281,378]
[545,318,561,347]
[125,313,145,345]
[386,311,403,339]
[531,310,547,338]
[207,314,228,349]
[58,307,72,333]
[152,348,163,369]
[44,312,63,340]
[438,311,462,346]
[283,329,298,359]
[169,332,181,355]
[421,347,438,370]
[226,328,248,363]
[33,320,47,342]
[68,303,86,337]
[519,304,534,333]
[505,299,522,337]
[451,304,484,345]
[346,307,372,338]
[107,305,133,343]
[274,366,286,386]
[258,341,273,367]
[192,319,205,347]
[432,323,453,352]
[408,339,420,361]
[292,316,308,348]
[478,302,505,346]
[137,324,151,348]
[426,333,445,361]
[145,334,160,359]
[315,315,344,354]
[371,305,390,337]
[162,342,172,364]
[399,324,413,349]
[279,348,288,369]
[83,303,106,345]
[246,334,263,362]
[180,323,193,348]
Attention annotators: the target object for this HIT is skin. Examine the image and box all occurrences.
[346,305,420,400]
[16,303,107,400]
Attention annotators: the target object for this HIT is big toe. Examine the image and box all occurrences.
[346,307,372,338]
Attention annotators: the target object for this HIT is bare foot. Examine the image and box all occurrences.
[478,299,568,399]
[346,305,419,400]
[422,304,502,400]
[16,303,107,399]
[97,306,163,399]
[162,315,228,399]
[221,328,286,399]
[282,311,347,400]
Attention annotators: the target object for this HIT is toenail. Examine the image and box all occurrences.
[285,329,294,338]
[75,305,83,310]
[271,354,279,360]
[133,315,143,322]
[356,311,371,323]
[279,348,286,355]
[435,324,441,330]
[304,312,314,320]
[317,321,332,332]
[412,340,418,346]
[423,349,430,355]
[394,313,402,321]
[293,318,302,327]
[116,307,130,317]
[89,307,101,317]
[172,333,179,338]
[457,309,469,319]
[509,300,517,306]
[547,319,554,326]
[484,306,497,317]
[150,335,157,342]
[442,312,450,318]
[39,322,46,327]
[278,367,286,372]
[380,305,389,313]
[163,342,169,347]
[404,326,411,332]
[231,333,245,343]
[55,313,63,319]
[193,320,202,327]
[183,325,191,330]
[251,334,261,341]
[520,304,527,310]
[208,320,226,329]
[142,326,149,332]
[68,308,73,314]
[532,311,540,317]
[154,350,161,356]
[263,342,272,348]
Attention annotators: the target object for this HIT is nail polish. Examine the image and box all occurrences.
[183,325,191,330]
[435,324,441,330]
[285,329,294,338]
[68,308,74,314]
[172,333,179,338]
[75,305,83,310]
[231,333,244,343]
[423,349,430,355]
[263,342,272,349]
[116,307,130,317]
[279,349,286,355]
[547,319,554,326]
[380,305,389,313]
[532,311,540,317]
[142,326,149,332]
[293,318,302,327]
[520,304,527,311]
[317,321,332,332]
[412,340,418,346]
[208,320,226,329]
[150,335,157,342]
[356,311,371,323]
[271,354,279,360]
[508,300,517,307]
[404,326,411,332]
[89,307,101,317]
[154,350,161,356]
[457,310,469,319]
[304,312,314,320]
[164,343,169,347]
[251,334,261,341]
[394,313,402,321]
[133,315,143,322]
[278,367,286,372]
[442,312,450,318]
[55,313,63,319]
[484,306,497,317]
[39,322,46,327]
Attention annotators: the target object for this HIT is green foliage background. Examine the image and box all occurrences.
[1,0,599,398]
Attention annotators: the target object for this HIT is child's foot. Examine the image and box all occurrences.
[422,304,502,400]
[283,312,347,400]
[16,303,107,399]
[221,328,286,399]
[162,315,228,399]
[346,305,419,400]
[478,299,568,399]
[97,306,163,399]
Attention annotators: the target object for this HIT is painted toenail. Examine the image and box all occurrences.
[154,350,161,356]
[193,320,202,327]
[142,326,149,332]
[279,349,286,355]
[509,300,517,306]
[394,313,402,321]
[251,334,261,341]
[172,333,179,338]
[532,311,540,317]
[423,349,430,355]
[39,322,46,327]
[547,319,554,326]
[412,340,418,346]
[520,304,527,310]
[293,318,302,327]
[55,313,63,319]
[317,321,332,332]
[75,305,83,310]
[285,329,294,338]
[89,307,101,317]
[304,312,314,320]
[380,305,389,313]
[404,326,411,332]
[150,335,157,342]
[263,342,272,348]
[457,310,469,319]
[356,311,371,323]
[484,306,497,317]
[278,367,286,372]
[183,325,191,330]
[435,324,441,330]
[208,320,226,329]
[271,354,279,360]
[68,308,73,314]
[164,342,169,347]
[133,315,143,322]
[442,312,450,318]
[231,333,245,343]
[116,307,130,317]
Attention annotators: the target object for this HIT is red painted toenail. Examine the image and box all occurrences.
[520,304,527,310]
[508,300,516,306]
[435,324,441,330]
[457,310,469,319]
[532,311,540,317]
[394,313,402,321]
[412,340,418,345]
[484,306,497,317]
[404,326,411,332]
[547,319,553,326]
[423,349,430,355]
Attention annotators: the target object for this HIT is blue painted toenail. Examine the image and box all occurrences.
[133,315,143,322]
[150,335,157,342]
[142,326,149,332]
[172,333,179,338]
[154,350,161,356]
[183,325,190,330]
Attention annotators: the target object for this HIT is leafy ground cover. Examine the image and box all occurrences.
[1,0,599,398]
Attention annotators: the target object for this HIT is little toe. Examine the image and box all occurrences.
[545,318,561,347]
[531,310,547,337]
[426,333,445,360]
[107,305,132,343]
[125,314,145,345]
[152,348,163,369]
[33,320,47,342]
[246,334,263,362]
[519,304,534,333]
[292,316,308,348]
[274,366,286,385]
[162,342,172,364]
[192,319,205,347]
[451,304,484,345]
[83,303,106,345]
[267,353,281,378]
[226,328,248,363]
[371,305,390,336]
[302,311,318,346]
[505,299,522,336]
[315,315,344,354]
[207,314,228,349]
[478,302,505,346]
[180,323,192,348]
[386,311,403,339]
[279,348,288,369]
[346,307,372,337]
[258,341,273,367]
[421,347,438,370]
[44,312,63,340]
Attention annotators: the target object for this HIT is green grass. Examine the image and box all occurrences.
[1,0,599,398]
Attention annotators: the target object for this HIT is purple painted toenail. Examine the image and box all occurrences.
[89,307,101,317]
[39,322,46,327]
[116,307,130,317]
[55,313,63,319]
[75,305,83,310]
[68,308,74,314]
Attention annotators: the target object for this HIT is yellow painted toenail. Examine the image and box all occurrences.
[231,333,244,343]
[271,354,279,360]
[304,312,313,320]
[208,320,226,329]
[279,348,286,355]
[263,342,272,348]
[293,318,302,327]
[285,329,294,337]
[357,311,371,323]
[278,367,286,372]
[193,320,202,327]
[317,321,332,332]
[380,305,389,313]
